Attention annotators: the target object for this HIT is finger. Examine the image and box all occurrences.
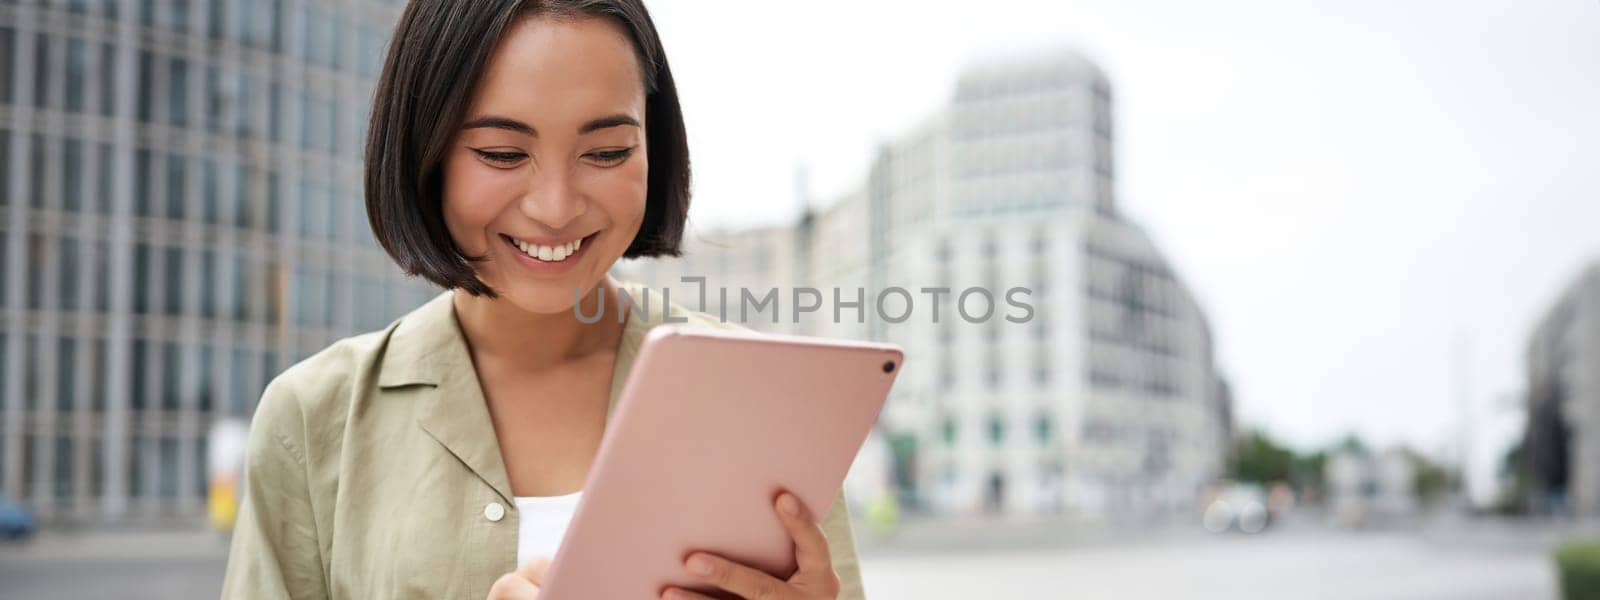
[774,492,833,578]
[486,571,541,600]
[517,556,553,586]
[659,587,718,600]
[684,552,786,599]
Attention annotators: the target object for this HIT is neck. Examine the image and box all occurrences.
[452,277,627,369]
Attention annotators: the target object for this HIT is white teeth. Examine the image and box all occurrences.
[511,235,586,262]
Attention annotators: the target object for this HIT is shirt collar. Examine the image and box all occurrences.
[377,281,659,391]
[377,280,666,504]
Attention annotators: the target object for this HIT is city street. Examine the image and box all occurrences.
[859,518,1563,599]
[0,518,1568,599]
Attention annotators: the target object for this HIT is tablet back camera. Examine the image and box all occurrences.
[882,360,896,374]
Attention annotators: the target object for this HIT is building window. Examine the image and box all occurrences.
[26,234,44,309]
[205,64,224,133]
[91,340,108,411]
[161,342,180,412]
[0,130,9,208]
[137,50,155,123]
[263,171,280,232]
[235,71,256,139]
[59,237,80,310]
[32,34,50,109]
[166,153,187,220]
[27,134,45,208]
[172,0,193,33]
[260,351,279,392]
[297,180,316,238]
[163,245,184,316]
[233,164,251,228]
[208,0,226,41]
[98,43,115,117]
[202,159,220,224]
[230,254,248,321]
[95,143,113,214]
[197,345,213,413]
[89,438,104,496]
[54,436,74,499]
[268,82,283,143]
[134,148,153,217]
[66,37,87,112]
[92,240,110,312]
[168,57,189,126]
[987,413,1005,445]
[132,243,150,313]
[158,436,179,498]
[200,250,217,318]
[130,340,148,411]
[940,416,957,446]
[0,28,14,105]
[248,0,278,51]
[57,338,76,412]
[229,349,250,416]
[1034,413,1052,445]
[62,139,83,212]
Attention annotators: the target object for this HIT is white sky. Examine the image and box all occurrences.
[648,0,1600,488]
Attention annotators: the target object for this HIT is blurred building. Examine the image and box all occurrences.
[1325,445,1418,527]
[0,0,432,526]
[1523,261,1600,517]
[620,50,1233,518]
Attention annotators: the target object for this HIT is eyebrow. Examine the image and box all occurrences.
[579,114,641,134]
[460,114,641,137]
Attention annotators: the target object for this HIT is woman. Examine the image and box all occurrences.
[220,1,863,598]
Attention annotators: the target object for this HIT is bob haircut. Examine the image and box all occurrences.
[364,0,690,297]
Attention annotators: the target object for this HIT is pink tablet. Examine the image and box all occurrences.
[538,326,903,599]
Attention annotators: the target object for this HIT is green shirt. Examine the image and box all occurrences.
[221,282,866,599]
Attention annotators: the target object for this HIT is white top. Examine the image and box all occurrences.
[513,491,584,567]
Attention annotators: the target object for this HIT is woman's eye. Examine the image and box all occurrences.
[585,148,634,166]
[471,149,527,166]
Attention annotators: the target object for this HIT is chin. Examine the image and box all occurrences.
[493,276,608,317]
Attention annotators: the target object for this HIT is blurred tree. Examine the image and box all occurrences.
[1494,441,1530,515]
[1410,451,1453,508]
[1290,449,1328,503]
[1231,429,1295,485]
[1337,434,1367,454]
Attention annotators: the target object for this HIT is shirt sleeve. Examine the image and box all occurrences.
[220,376,329,600]
[820,489,868,600]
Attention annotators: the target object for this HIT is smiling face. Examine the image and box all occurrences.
[441,14,649,314]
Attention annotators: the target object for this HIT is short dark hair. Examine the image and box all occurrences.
[365,0,690,296]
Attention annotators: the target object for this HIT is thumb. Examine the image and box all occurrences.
[486,571,541,600]
[517,555,554,586]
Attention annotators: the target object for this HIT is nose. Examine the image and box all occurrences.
[518,165,587,231]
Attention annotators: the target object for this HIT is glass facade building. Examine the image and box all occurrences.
[0,0,435,525]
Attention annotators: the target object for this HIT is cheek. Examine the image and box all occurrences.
[591,156,649,234]
[440,152,515,253]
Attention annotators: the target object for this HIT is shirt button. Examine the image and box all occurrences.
[484,502,505,522]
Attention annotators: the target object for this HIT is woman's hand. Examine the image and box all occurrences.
[662,492,841,600]
[488,556,552,599]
